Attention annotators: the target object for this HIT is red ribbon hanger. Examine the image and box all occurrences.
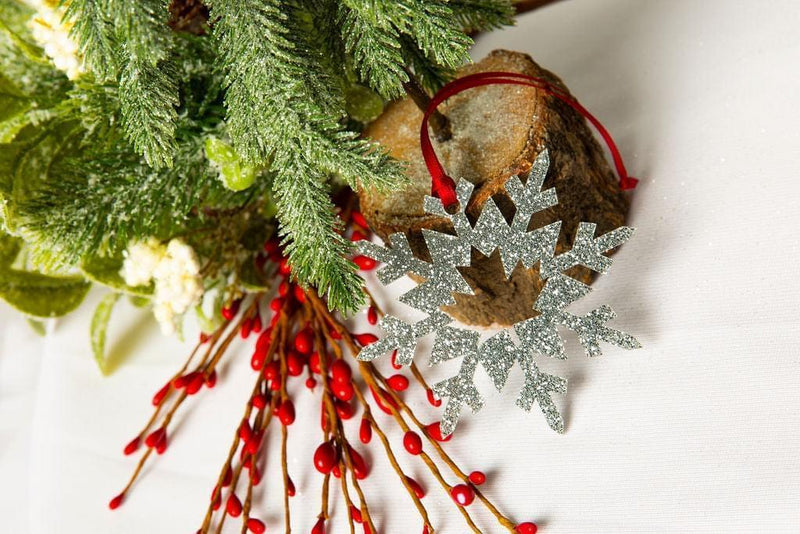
[420,71,639,208]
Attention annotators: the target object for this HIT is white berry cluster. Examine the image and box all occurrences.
[122,238,204,335]
[26,0,85,80]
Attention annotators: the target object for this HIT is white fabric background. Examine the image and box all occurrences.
[2,0,800,532]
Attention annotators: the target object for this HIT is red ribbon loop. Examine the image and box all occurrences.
[421,71,638,209]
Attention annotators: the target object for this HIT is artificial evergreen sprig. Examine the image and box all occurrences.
[1,0,516,321]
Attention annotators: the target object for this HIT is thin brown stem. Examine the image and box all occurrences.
[403,69,452,142]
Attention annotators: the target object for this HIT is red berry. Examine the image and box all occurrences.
[278,399,296,425]
[205,370,217,388]
[252,394,268,410]
[240,318,253,338]
[312,518,325,534]
[329,359,352,384]
[239,419,252,442]
[468,471,486,485]
[123,436,141,455]
[351,211,368,229]
[108,493,124,510]
[425,422,452,442]
[152,382,171,406]
[256,329,272,353]
[426,389,442,407]
[353,255,376,270]
[155,433,168,454]
[305,377,317,389]
[350,505,363,523]
[145,427,166,448]
[247,518,266,534]
[251,466,262,486]
[211,491,221,511]
[172,374,189,389]
[278,258,291,275]
[264,361,280,381]
[287,476,296,496]
[251,315,262,334]
[406,476,425,499]
[367,306,378,325]
[370,386,397,415]
[333,381,355,402]
[515,522,538,534]
[390,350,402,370]
[354,333,378,346]
[294,328,313,354]
[348,446,369,480]
[309,352,321,374]
[359,417,372,444]
[226,494,242,517]
[245,432,264,455]
[450,484,475,506]
[278,280,289,297]
[263,239,280,255]
[387,374,409,391]
[403,431,423,455]
[221,299,241,320]
[350,230,367,242]
[186,372,205,395]
[335,399,355,420]
[313,441,337,474]
[269,298,283,312]
[286,351,306,376]
[332,465,341,478]
[293,285,307,303]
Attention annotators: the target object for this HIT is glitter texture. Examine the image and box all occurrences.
[358,149,640,436]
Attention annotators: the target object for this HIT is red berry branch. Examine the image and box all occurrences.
[110,202,539,534]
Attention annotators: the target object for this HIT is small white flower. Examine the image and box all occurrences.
[27,0,85,80]
[153,301,176,336]
[121,237,166,288]
[120,238,205,336]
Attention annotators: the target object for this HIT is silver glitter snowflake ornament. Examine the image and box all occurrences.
[357,150,641,436]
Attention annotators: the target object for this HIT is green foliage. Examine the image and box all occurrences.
[205,137,258,192]
[2,0,514,315]
[81,253,153,296]
[64,0,178,167]
[91,291,120,375]
[62,0,118,79]
[0,267,90,317]
[449,0,516,32]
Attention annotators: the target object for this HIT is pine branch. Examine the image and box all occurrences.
[209,0,405,311]
[110,0,173,65]
[15,120,257,269]
[449,0,515,32]
[64,0,179,167]
[272,152,364,314]
[63,0,118,79]
[119,57,178,168]
[393,0,472,69]
[338,0,408,99]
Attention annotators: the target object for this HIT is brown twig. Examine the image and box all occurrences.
[403,69,452,142]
